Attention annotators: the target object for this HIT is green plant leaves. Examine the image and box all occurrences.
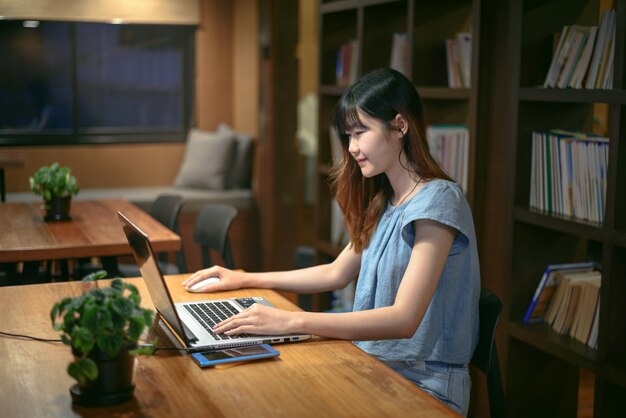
[97,333,124,357]
[81,270,108,282]
[50,276,155,385]
[70,326,95,354]
[29,162,80,199]
[68,357,98,386]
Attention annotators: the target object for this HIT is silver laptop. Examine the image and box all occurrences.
[118,211,310,352]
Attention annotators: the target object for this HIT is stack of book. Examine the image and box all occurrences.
[524,262,601,349]
[543,9,615,89]
[335,39,360,87]
[529,129,608,223]
[426,125,469,193]
[445,32,472,88]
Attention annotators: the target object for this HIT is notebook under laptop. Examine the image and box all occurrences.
[118,211,311,352]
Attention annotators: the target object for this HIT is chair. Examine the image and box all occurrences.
[193,204,238,269]
[471,287,505,418]
[119,194,187,276]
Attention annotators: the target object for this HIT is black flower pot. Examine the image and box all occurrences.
[44,196,72,221]
[70,347,136,407]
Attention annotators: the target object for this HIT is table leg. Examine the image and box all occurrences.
[102,256,122,278]
[0,167,5,202]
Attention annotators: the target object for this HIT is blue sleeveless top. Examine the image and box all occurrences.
[353,179,480,363]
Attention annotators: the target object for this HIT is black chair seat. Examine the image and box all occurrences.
[471,288,505,418]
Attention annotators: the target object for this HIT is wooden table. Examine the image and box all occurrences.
[0,199,180,263]
[0,276,461,418]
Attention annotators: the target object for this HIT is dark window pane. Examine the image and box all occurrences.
[0,21,72,131]
[75,23,184,131]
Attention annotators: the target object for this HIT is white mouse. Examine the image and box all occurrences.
[187,277,221,293]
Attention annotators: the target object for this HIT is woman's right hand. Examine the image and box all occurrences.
[181,265,246,293]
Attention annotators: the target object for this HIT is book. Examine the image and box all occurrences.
[585,9,614,89]
[552,281,582,334]
[445,39,462,88]
[569,26,597,89]
[456,32,472,88]
[426,125,469,193]
[529,130,609,222]
[596,10,615,89]
[587,297,600,349]
[545,270,601,334]
[390,32,409,76]
[335,39,360,87]
[348,39,360,85]
[543,25,572,88]
[570,278,601,343]
[555,26,588,88]
[523,261,595,324]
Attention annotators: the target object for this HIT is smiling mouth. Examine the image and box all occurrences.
[356,158,367,166]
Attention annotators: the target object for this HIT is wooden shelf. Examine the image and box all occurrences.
[513,207,606,241]
[503,1,626,415]
[319,85,348,96]
[509,322,599,372]
[320,0,360,14]
[417,87,471,100]
[518,87,626,104]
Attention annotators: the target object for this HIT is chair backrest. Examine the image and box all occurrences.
[471,287,505,418]
[193,204,237,269]
[150,195,186,273]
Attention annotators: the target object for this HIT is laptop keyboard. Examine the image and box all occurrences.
[183,298,256,340]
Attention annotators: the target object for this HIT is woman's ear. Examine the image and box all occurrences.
[392,114,409,137]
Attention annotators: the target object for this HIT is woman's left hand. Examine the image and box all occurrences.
[212,303,299,336]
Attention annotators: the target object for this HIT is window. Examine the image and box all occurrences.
[0,20,194,145]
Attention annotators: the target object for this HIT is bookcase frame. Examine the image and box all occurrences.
[315,0,484,268]
[501,0,626,416]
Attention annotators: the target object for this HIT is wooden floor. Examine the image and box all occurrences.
[578,368,594,418]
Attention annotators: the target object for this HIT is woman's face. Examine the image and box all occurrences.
[345,111,403,178]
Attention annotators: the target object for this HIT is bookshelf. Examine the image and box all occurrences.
[502,0,626,416]
[315,0,484,282]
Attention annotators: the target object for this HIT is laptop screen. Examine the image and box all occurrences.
[118,211,188,344]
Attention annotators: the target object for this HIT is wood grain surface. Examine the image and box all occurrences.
[0,276,460,417]
[0,199,180,262]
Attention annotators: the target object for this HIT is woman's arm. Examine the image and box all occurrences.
[182,243,361,294]
[213,219,457,340]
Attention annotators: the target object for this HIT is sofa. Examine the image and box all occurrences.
[7,124,260,271]
[8,124,254,209]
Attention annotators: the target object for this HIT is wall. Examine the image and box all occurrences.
[2,0,259,194]
[0,0,200,24]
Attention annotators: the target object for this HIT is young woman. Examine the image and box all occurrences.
[182,68,480,416]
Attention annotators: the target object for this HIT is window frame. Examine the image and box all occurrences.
[0,21,196,146]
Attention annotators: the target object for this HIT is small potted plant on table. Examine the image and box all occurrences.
[50,271,155,406]
[29,162,80,221]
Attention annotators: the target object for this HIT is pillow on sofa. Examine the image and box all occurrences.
[174,128,237,190]
[218,123,254,189]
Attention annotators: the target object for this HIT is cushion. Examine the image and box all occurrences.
[173,128,237,190]
[218,123,254,189]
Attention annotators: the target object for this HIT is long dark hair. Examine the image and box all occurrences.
[330,68,452,253]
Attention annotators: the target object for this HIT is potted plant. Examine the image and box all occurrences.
[29,162,80,221]
[50,271,155,407]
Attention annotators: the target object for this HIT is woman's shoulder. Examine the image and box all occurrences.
[402,179,469,221]
[413,179,464,205]
[402,179,474,239]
